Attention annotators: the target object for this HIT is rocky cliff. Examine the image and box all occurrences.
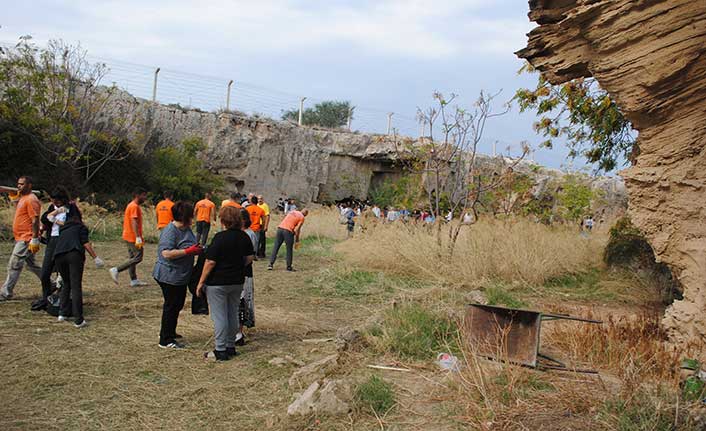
[517,0,706,351]
[117,89,626,216]
[120,93,402,203]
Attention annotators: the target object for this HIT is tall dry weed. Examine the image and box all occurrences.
[338,218,606,286]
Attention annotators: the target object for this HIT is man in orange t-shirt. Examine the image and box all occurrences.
[1,176,43,300]
[109,187,148,287]
[220,191,242,210]
[194,192,216,245]
[268,209,308,272]
[156,191,175,229]
[246,196,265,233]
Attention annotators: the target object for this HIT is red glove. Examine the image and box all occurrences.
[184,244,203,256]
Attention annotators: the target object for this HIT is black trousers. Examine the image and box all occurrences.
[40,236,58,299]
[269,228,294,269]
[257,229,267,258]
[55,250,84,324]
[158,281,187,345]
[196,221,211,246]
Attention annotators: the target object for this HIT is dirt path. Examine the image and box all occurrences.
[0,238,467,431]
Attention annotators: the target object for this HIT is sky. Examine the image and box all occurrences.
[1,0,597,171]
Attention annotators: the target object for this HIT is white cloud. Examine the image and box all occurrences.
[2,0,532,60]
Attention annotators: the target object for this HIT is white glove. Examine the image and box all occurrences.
[94,257,105,268]
[57,206,67,214]
[135,237,143,249]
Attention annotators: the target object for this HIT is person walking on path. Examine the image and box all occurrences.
[194,192,216,246]
[109,188,148,287]
[256,195,270,259]
[196,206,254,361]
[152,201,203,349]
[1,176,43,301]
[245,196,265,258]
[156,191,175,231]
[268,209,308,272]
[54,206,103,328]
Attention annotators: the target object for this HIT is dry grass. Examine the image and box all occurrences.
[338,218,607,287]
[451,312,702,430]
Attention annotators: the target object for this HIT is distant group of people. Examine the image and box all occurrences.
[333,199,476,237]
[1,177,308,361]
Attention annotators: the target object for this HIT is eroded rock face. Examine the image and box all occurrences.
[517,0,706,351]
[114,90,401,202]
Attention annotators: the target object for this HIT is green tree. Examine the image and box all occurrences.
[147,137,223,200]
[514,63,635,172]
[0,37,142,186]
[556,174,595,223]
[282,100,353,128]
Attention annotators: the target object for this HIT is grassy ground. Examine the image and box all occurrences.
[0,216,700,430]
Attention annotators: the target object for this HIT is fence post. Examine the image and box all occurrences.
[387,112,394,135]
[152,67,160,102]
[298,97,307,126]
[226,80,234,111]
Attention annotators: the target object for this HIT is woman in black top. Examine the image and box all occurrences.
[196,206,254,361]
[54,206,101,328]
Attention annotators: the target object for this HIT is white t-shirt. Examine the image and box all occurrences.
[51,211,67,237]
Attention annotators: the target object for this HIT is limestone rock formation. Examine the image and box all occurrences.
[114,90,401,203]
[517,0,706,351]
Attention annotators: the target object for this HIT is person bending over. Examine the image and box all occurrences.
[268,209,308,272]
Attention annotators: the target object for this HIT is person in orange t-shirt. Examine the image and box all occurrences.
[1,176,43,300]
[220,191,242,210]
[156,191,175,230]
[246,196,265,233]
[194,192,216,245]
[268,209,308,272]
[109,187,148,287]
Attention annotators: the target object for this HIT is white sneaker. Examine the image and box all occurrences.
[109,267,119,285]
[130,279,148,287]
[57,315,68,322]
[74,320,88,328]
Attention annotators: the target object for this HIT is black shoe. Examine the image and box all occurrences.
[226,347,238,357]
[286,267,296,272]
[267,264,273,271]
[235,333,246,346]
[205,350,230,361]
[31,298,48,311]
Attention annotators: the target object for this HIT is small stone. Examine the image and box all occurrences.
[287,381,319,416]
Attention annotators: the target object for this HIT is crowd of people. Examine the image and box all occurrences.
[0,176,308,361]
[333,199,476,237]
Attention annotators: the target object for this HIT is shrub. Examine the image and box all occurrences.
[604,216,680,303]
[355,375,395,415]
[378,303,459,360]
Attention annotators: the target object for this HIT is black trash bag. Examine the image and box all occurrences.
[45,277,71,317]
[188,252,209,315]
